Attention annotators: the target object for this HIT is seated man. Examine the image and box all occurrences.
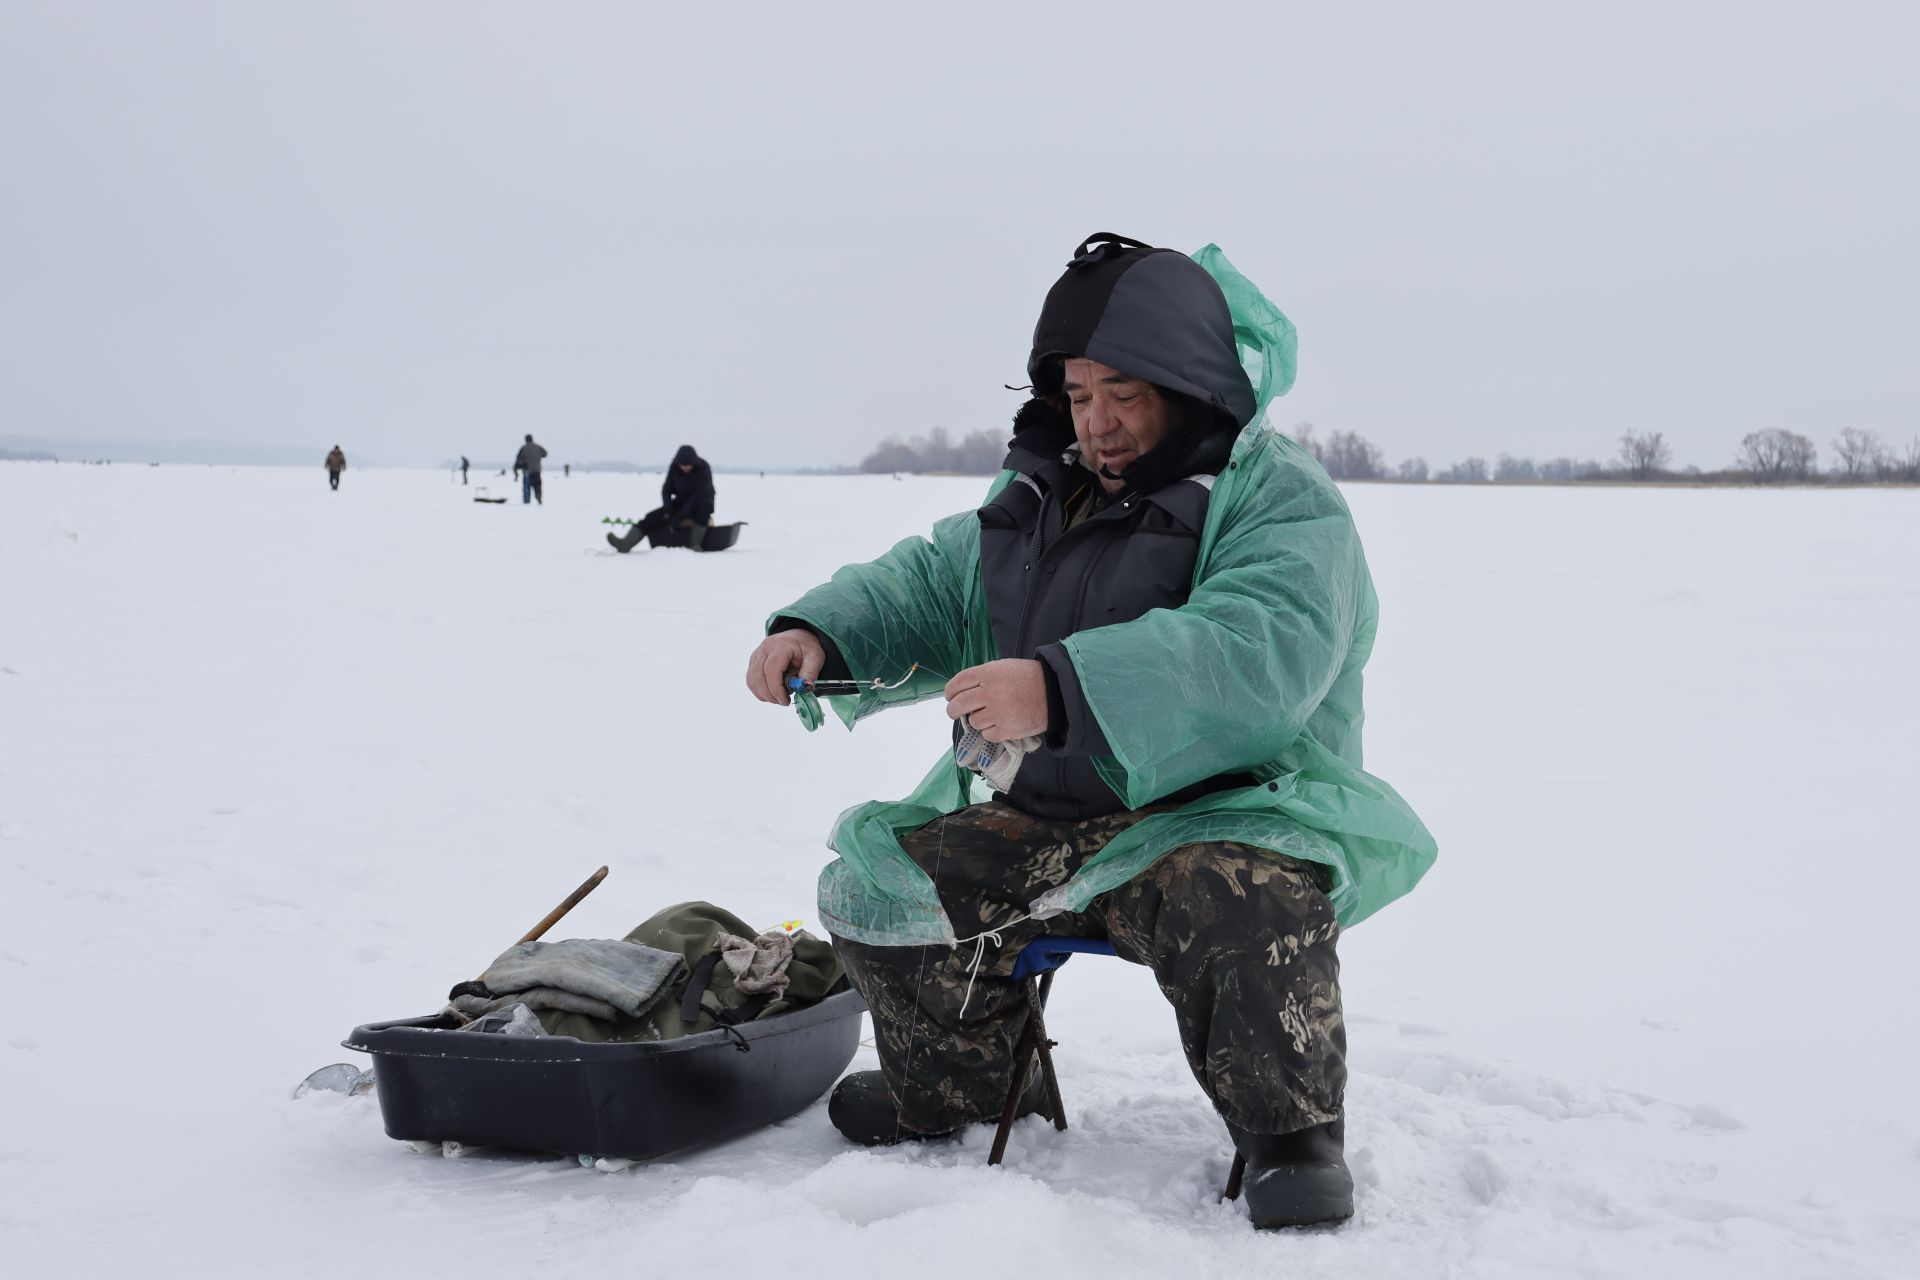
[744,234,1435,1228]
[609,445,715,552]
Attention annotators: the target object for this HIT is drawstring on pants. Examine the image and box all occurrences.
[953,913,1032,1019]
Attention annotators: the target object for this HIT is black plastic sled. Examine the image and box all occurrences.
[343,987,863,1161]
[651,520,745,551]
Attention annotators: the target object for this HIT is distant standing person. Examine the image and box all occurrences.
[460,456,470,485]
[514,434,548,505]
[325,446,346,491]
[608,444,716,553]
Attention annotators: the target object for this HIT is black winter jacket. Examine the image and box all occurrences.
[975,414,1243,821]
[663,445,716,523]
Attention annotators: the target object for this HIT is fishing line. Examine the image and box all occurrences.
[790,656,971,1141]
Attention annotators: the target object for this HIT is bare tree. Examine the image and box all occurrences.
[1831,427,1883,481]
[1494,454,1538,482]
[860,427,1006,474]
[1783,432,1818,480]
[1618,430,1672,481]
[1901,437,1920,483]
[951,429,1007,473]
[1395,457,1429,482]
[861,436,919,473]
[1439,457,1489,483]
[1289,422,1326,465]
[1738,430,1785,482]
[922,426,957,472]
[1538,457,1602,482]
[1322,430,1385,480]
[1739,428,1818,483]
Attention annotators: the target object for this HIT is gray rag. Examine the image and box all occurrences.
[715,927,819,996]
[956,717,1041,793]
[449,938,686,1024]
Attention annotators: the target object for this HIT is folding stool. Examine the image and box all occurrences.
[987,935,1247,1200]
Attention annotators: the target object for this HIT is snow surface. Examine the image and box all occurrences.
[2,462,1916,1278]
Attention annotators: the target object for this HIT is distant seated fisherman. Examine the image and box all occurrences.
[744,233,1435,1229]
[609,444,716,553]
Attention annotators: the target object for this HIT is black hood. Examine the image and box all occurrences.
[1028,233,1257,428]
[671,444,704,469]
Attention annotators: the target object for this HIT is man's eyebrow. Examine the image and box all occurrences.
[1060,373,1142,392]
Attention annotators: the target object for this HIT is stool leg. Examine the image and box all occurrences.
[1222,1151,1247,1202]
[988,1001,1038,1165]
[1025,974,1068,1133]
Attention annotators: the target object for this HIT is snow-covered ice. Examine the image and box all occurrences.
[2,462,1915,1278]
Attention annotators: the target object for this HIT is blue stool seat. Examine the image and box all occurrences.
[1009,936,1117,980]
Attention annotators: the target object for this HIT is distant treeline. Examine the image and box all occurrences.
[860,428,1006,475]
[860,423,1920,485]
[1298,424,1920,486]
[0,447,60,462]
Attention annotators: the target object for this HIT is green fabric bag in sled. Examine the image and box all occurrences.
[775,245,1437,947]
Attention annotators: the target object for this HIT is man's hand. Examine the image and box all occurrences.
[944,659,1048,742]
[746,629,826,706]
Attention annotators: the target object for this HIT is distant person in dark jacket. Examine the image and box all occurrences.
[513,434,548,504]
[608,444,717,553]
[460,456,469,485]
[325,446,346,491]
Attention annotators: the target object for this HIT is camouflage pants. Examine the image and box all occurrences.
[832,800,1346,1137]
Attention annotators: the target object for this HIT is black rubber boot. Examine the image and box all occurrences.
[827,1069,1049,1148]
[606,523,646,553]
[1230,1119,1354,1229]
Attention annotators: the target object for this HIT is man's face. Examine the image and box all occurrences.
[678,463,693,473]
[1061,358,1172,493]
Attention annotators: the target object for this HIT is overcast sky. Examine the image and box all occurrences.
[3,1,1915,470]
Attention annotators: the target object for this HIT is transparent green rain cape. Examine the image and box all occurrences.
[775,245,1436,946]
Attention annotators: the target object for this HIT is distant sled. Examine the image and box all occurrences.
[651,521,745,551]
[604,519,748,551]
[472,486,508,505]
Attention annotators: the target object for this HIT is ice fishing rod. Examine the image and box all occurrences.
[786,677,866,696]
[785,662,929,698]
[786,675,912,696]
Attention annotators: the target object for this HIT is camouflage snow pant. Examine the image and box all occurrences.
[831,800,1346,1137]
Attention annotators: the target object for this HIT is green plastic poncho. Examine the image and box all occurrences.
[775,246,1436,946]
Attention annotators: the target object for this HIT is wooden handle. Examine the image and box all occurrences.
[517,866,609,944]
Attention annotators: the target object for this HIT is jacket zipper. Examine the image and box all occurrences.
[1012,489,1136,658]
